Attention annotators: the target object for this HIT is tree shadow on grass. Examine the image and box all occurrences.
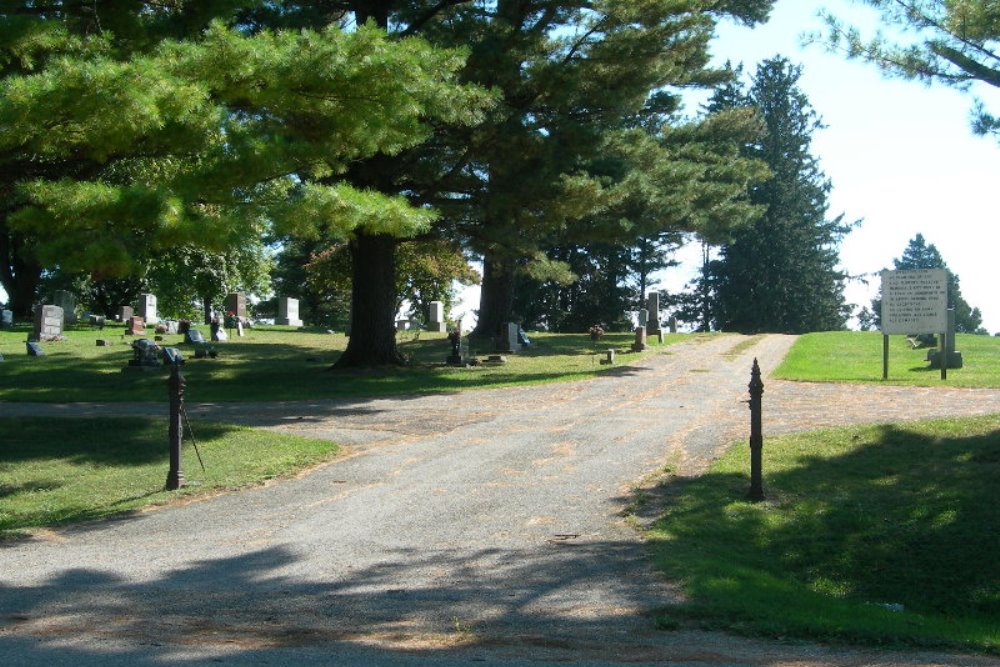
[645,422,1000,646]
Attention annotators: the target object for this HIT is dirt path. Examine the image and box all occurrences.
[1,334,998,666]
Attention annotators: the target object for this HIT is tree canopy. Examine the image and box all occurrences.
[819,0,1000,138]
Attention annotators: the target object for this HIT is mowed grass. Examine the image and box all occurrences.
[648,414,1000,652]
[0,417,339,538]
[775,331,1000,387]
[0,323,688,403]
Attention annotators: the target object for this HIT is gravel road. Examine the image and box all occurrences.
[1,334,998,666]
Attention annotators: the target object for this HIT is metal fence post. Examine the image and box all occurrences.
[166,362,186,490]
[748,358,765,502]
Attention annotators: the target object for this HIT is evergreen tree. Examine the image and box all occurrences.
[872,233,985,333]
[710,57,852,334]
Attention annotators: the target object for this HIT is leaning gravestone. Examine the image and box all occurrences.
[138,294,158,325]
[126,316,146,336]
[276,297,303,326]
[427,301,448,333]
[33,305,64,341]
[52,290,77,324]
[1,309,12,328]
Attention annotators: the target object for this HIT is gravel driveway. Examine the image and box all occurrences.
[1,334,998,666]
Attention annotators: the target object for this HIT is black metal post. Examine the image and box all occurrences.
[882,334,889,381]
[748,358,765,502]
[166,362,186,490]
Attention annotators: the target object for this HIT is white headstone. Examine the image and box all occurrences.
[139,294,158,325]
[276,297,303,326]
[33,305,64,340]
[428,300,447,332]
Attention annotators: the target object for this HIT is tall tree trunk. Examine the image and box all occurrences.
[0,227,42,317]
[335,232,405,367]
[472,251,516,339]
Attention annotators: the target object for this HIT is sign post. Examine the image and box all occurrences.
[879,269,948,380]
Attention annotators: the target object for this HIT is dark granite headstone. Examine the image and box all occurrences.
[26,341,45,356]
[162,347,184,365]
[185,329,206,344]
[129,339,161,367]
[1,310,12,328]
[225,292,247,320]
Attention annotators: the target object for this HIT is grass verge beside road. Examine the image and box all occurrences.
[647,414,1000,652]
[0,417,339,539]
[0,325,690,403]
[774,331,1000,387]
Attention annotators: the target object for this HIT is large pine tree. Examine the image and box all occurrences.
[710,57,851,334]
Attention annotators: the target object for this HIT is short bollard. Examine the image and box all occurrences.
[166,361,186,490]
[748,358,764,502]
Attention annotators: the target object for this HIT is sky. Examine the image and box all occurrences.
[658,0,1000,333]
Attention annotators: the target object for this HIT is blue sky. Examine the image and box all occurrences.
[660,0,999,333]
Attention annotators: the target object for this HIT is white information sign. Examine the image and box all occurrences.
[880,269,947,335]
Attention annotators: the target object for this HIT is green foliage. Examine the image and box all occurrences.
[818,0,1000,138]
[0,416,339,536]
[774,331,1000,387]
[648,414,1000,651]
[707,57,852,334]
[872,234,985,334]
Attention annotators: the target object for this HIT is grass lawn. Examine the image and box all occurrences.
[647,414,1000,653]
[0,323,690,403]
[0,416,339,538]
[774,331,1000,388]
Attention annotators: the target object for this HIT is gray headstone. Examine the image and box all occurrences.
[637,308,648,327]
[0,310,12,328]
[631,326,647,352]
[117,305,133,322]
[138,294,158,325]
[668,316,678,334]
[89,314,106,329]
[646,293,660,333]
[499,322,521,353]
[428,301,447,332]
[276,297,303,326]
[53,290,77,324]
[185,329,206,344]
[162,347,184,365]
[26,341,45,356]
[33,305,64,340]
[212,326,228,342]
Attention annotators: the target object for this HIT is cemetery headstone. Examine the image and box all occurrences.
[53,290,77,324]
[600,348,616,365]
[498,322,521,353]
[126,338,161,369]
[1,309,12,328]
[225,293,247,321]
[276,297,303,326]
[668,316,678,334]
[637,308,648,327]
[162,320,179,335]
[89,314,106,329]
[138,294,158,325]
[646,292,661,335]
[236,320,245,337]
[631,326,647,352]
[211,321,228,342]
[117,305,133,322]
[33,305,64,341]
[162,347,184,366]
[428,301,448,333]
[185,328,206,344]
[26,341,45,356]
[927,308,964,369]
[126,316,145,336]
[96,339,110,346]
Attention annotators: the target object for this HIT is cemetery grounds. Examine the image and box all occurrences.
[0,325,998,664]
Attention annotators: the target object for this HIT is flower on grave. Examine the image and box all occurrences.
[588,324,604,340]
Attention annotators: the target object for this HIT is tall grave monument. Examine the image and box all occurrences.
[646,292,661,336]
[427,301,447,332]
[138,294,158,325]
[225,293,247,321]
[276,297,303,326]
